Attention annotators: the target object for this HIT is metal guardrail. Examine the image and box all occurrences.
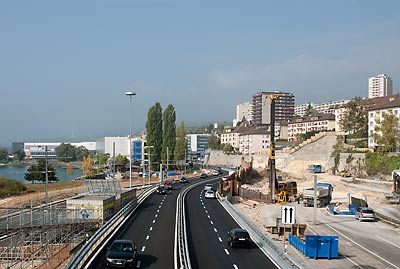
[175,177,217,269]
[66,185,157,269]
[217,193,303,269]
[375,212,400,226]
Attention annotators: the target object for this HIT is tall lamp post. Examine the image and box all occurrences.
[126,91,136,189]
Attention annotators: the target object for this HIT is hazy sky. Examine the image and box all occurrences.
[1,0,400,148]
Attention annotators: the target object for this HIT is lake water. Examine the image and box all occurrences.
[0,165,83,183]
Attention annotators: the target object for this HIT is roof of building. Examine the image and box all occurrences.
[365,94,400,111]
[288,113,335,124]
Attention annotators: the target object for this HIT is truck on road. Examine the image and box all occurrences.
[302,183,333,207]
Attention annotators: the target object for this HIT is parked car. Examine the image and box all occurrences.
[205,190,215,199]
[164,181,173,190]
[227,228,251,248]
[200,173,207,179]
[212,170,219,176]
[106,239,137,268]
[222,176,228,181]
[180,176,189,183]
[355,207,375,221]
[203,183,213,192]
[156,186,167,195]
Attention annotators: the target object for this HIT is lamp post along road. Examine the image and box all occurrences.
[126,91,136,189]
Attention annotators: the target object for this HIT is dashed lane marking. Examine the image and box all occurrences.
[155,214,158,218]
[218,237,222,242]
[141,246,145,252]
[210,221,213,225]
[149,227,153,231]
[233,264,239,269]
[136,261,141,268]
[214,228,218,233]
[146,235,150,240]
[153,220,156,224]
[224,249,230,255]
[207,215,210,219]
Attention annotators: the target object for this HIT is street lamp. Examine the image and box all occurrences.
[126,91,136,189]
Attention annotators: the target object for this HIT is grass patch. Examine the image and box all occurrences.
[25,180,83,192]
[0,178,27,198]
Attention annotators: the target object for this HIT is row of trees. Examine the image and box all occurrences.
[146,103,186,170]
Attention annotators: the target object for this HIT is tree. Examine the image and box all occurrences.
[66,162,74,179]
[373,110,400,153]
[146,102,163,170]
[340,98,368,137]
[304,104,319,116]
[223,143,235,155]
[162,104,176,166]
[13,149,25,161]
[75,146,89,161]
[208,134,222,150]
[175,121,186,162]
[24,159,58,183]
[113,154,129,165]
[82,155,96,178]
[0,147,8,162]
[55,143,76,162]
[96,153,110,166]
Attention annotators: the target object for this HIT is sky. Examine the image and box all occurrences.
[1,0,400,148]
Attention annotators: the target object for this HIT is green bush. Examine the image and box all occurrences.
[354,140,368,148]
[0,178,27,198]
[365,153,400,175]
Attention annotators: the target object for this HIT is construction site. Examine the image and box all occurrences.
[0,178,136,269]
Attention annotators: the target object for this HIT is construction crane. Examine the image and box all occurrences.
[264,94,280,202]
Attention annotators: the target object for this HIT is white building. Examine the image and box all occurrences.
[368,74,393,99]
[295,99,350,117]
[186,134,211,160]
[288,114,336,141]
[367,98,400,149]
[238,126,270,155]
[96,136,144,162]
[233,102,252,126]
[24,142,96,160]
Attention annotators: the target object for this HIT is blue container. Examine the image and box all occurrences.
[305,235,339,259]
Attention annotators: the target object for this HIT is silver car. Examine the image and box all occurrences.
[355,207,375,222]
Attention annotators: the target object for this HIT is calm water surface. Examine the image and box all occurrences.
[0,165,83,183]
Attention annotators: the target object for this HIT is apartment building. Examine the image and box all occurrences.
[368,97,400,149]
[368,74,393,99]
[252,91,295,126]
[238,126,270,155]
[233,102,253,126]
[186,134,210,161]
[295,99,350,117]
[288,114,335,141]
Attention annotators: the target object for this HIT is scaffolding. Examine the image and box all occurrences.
[0,178,122,268]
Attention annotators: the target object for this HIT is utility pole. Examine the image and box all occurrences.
[184,148,187,175]
[45,146,49,210]
[267,94,280,202]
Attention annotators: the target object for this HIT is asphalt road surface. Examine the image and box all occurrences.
[185,180,279,269]
[88,184,179,269]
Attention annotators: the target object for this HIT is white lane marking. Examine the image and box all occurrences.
[214,228,218,233]
[210,221,214,225]
[233,264,239,269]
[203,206,206,209]
[207,215,210,219]
[149,227,153,231]
[153,220,156,224]
[155,214,158,218]
[159,206,162,209]
[157,209,160,213]
[327,224,400,269]
[224,248,230,255]
[146,235,150,240]
[378,236,400,249]
[141,246,146,252]
[205,210,208,214]
[218,237,222,242]
[136,260,141,268]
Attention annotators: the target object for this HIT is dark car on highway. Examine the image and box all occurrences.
[200,173,207,179]
[106,239,137,268]
[156,185,167,194]
[227,228,251,248]
[180,176,189,183]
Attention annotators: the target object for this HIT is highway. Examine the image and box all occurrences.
[185,179,279,269]
[88,183,180,269]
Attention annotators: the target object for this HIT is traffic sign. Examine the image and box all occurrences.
[281,205,296,225]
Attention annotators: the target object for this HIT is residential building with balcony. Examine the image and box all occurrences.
[368,74,393,99]
[367,97,400,149]
[252,91,295,126]
[238,125,270,155]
